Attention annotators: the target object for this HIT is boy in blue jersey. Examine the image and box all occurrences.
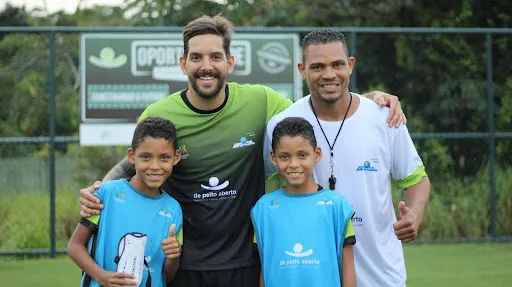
[252,117,356,287]
[68,117,184,287]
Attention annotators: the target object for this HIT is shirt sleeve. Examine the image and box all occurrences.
[251,206,262,249]
[264,113,284,178]
[138,102,159,123]
[80,185,107,231]
[138,108,149,123]
[174,203,184,245]
[263,85,292,124]
[80,215,100,231]
[338,199,356,252]
[343,220,356,247]
[390,124,428,189]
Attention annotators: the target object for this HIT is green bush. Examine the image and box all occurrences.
[393,166,512,240]
[68,144,126,187]
[0,187,80,250]
[497,167,512,235]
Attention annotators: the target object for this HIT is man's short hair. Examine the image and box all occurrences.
[182,15,233,57]
[301,28,349,62]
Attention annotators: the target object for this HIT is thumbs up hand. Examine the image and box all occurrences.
[162,224,181,259]
[393,201,418,243]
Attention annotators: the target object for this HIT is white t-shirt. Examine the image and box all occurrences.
[264,94,424,287]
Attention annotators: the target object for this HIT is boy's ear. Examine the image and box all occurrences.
[270,151,278,167]
[173,149,181,166]
[127,148,135,164]
[314,147,322,163]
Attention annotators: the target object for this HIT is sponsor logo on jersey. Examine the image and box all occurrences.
[233,136,255,149]
[269,198,280,209]
[316,199,334,205]
[193,176,238,201]
[356,160,378,172]
[352,212,363,227]
[114,191,125,203]
[201,177,229,190]
[285,243,313,257]
[158,208,172,218]
[280,243,320,268]
[178,144,189,159]
[144,256,154,273]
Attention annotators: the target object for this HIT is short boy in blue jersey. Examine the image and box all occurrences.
[68,117,184,287]
[251,117,356,287]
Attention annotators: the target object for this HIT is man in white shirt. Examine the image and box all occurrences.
[265,29,431,287]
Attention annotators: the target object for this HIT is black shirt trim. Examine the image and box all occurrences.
[80,218,97,232]
[180,85,229,114]
[343,235,356,247]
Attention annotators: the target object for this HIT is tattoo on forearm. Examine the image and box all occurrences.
[103,157,135,181]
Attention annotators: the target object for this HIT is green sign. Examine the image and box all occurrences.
[80,33,301,123]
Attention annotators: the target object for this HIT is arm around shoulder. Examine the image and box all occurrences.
[103,156,135,181]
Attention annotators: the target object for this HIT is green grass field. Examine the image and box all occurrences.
[1,243,511,286]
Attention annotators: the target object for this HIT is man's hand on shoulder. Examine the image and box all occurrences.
[79,181,103,218]
[364,91,407,128]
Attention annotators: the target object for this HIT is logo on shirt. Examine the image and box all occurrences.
[114,191,125,203]
[352,212,363,227]
[144,256,154,273]
[232,136,255,149]
[178,144,189,159]
[158,208,172,218]
[316,199,334,206]
[193,176,237,201]
[285,243,313,257]
[201,177,229,190]
[280,243,320,268]
[269,198,280,209]
[356,160,378,172]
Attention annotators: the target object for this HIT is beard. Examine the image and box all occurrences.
[188,70,226,99]
[316,91,343,104]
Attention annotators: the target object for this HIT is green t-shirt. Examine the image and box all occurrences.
[139,82,291,270]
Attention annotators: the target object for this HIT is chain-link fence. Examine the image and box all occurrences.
[0,26,511,258]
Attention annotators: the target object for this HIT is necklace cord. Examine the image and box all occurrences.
[309,93,353,190]
[309,93,353,155]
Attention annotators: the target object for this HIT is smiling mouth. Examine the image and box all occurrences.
[287,172,303,176]
[147,174,163,179]
[199,76,216,80]
[321,84,339,88]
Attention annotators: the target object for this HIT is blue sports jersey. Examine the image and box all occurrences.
[81,179,183,287]
[251,188,354,287]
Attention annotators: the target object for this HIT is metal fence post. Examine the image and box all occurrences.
[350,32,358,93]
[0,26,510,257]
[48,31,56,258]
[486,33,497,239]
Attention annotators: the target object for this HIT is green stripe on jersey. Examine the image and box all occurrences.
[400,165,428,189]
